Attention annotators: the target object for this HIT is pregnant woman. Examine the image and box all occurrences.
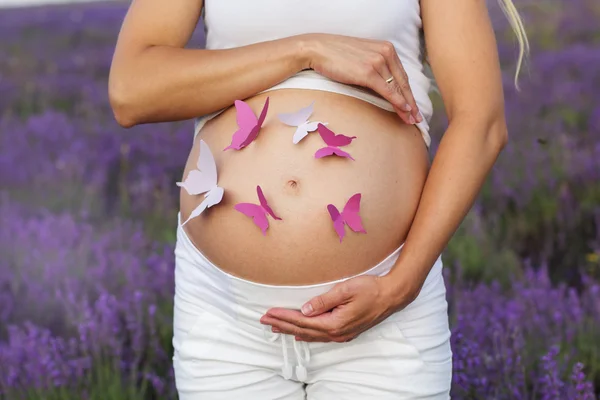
[109,1,528,398]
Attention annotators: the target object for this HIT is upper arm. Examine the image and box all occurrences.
[420,0,505,124]
[110,0,204,81]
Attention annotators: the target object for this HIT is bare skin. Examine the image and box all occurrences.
[180,89,428,285]
[109,0,508,343]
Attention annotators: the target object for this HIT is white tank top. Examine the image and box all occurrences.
[194,0,433,148]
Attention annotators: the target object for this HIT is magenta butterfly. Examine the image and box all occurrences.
[327,193,366,242]
[234,185,282,235]
[314,123,356,160]
[224,97,270,151]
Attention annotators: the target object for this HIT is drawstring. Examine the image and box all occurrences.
[263,325,311,381]
[292,336,310,381]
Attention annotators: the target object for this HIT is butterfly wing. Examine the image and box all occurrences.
[330,147,355,160]
[239,97,269,148]
[224,100,258,150]
[235,99,258,128]
[177,140,220,194]
[314,146,354,160]
[327,204,346,242]
[224,126,252,151]
[204,186,224,209]
[256,97,270,126]
[176,170,208,195]
[314,146,335,159]
[304,121,324,132]
[317,123,356,147]
[291,120,324,144]
[180,200,209,226]
[197,139,218,185]
[316,123,335,145]
[341,193,366,233]
[234,202,270,236]
[292,124,310,144]
[277,102,314,126]
[179,186,224,227]
[256,185,281,220]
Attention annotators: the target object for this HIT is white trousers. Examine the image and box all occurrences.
[172,215,452,399]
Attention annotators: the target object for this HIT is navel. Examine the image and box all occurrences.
[284,178,301,195]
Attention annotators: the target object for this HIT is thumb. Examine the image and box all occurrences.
[301,282,351,316]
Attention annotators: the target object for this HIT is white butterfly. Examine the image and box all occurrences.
[176,139,224,226]
[277,102,328,144]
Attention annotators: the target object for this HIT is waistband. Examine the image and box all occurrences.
[193,70,432,149]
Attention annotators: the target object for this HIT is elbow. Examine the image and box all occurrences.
[488,115,509,152]
[108,78,139,129]
[449,109,509,153]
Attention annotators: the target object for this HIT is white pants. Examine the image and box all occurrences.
[172,215,452,399]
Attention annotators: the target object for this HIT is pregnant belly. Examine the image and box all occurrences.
[180,89,430,285]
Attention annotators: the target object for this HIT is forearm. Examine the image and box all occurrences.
[108,36,308,127]
[383,115,508,305]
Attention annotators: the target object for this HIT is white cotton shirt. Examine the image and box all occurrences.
[194,0,433,147]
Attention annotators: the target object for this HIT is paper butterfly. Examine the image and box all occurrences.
[314,123,357,160]
[177,140,225,226]
[224,97,270,151]
[234,185,282,235]
[327,193,366,242]
[277,102,328,144]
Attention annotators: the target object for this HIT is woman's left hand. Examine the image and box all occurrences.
[259,274,420,342]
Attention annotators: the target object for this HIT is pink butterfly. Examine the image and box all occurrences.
[327,193,366,242]
[224,97,270,151]
[234,185,282,235]
[314,123,356,160]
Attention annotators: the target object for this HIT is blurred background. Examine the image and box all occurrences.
[0,0,598,399]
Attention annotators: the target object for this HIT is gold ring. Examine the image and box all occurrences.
[385,76,394,84]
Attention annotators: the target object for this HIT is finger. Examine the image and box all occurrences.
[372,41,421,123]
[262,316,331,342]
[266,315,356,343]
[263,310,364,342]
[365,54,413,124]
[265,308,338,332]
[391,105,414,124]
[301,282,353,317]
[387,50,422,123]
[270,312,343,333]
[373,60,412,117]
[379,63,413,114]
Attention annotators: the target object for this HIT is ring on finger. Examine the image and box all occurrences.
[385,76,394,84]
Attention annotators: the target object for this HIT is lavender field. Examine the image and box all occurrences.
[0,1,599,399]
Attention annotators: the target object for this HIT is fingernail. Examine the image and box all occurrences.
[272,328,280,333]
[301,303,313,316]
[409,115,416,124]
[403,104,412,112]
[416,112,423,123]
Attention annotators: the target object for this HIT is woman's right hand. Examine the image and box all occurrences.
[298,33,423,125]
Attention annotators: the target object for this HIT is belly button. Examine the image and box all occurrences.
[285,179,300,194]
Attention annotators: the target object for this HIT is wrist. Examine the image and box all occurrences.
[293,33,321,71]
[379,271,422,311]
